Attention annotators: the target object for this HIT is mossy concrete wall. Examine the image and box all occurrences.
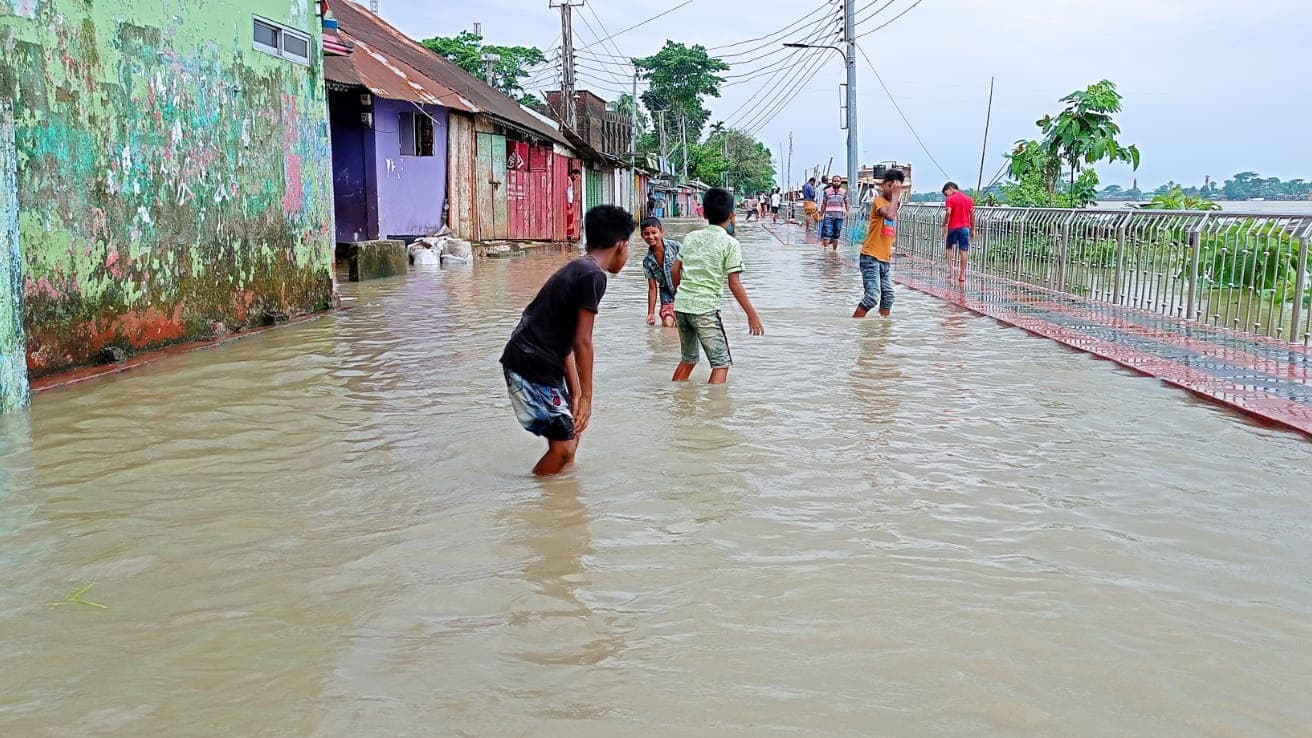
[0,0,336,392]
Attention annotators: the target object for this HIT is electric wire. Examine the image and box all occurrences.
[706,0,835,51]
[854,40,951,179]
[721,17,841,127]
[574,0,700,53]
[855,0,927,38]
[573,12,632,87]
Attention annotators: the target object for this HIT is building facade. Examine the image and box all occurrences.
[0,0,336,409]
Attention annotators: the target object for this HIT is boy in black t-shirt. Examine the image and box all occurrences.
[501,205,635,475]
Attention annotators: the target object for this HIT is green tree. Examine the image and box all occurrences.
[1222,171,1261,200]
[1002,139,1062,206]
[634,41,728,177]
[421,31,546,105]
[1036,80,1140,201]
[692,127,774,194]
[610,93,650,137]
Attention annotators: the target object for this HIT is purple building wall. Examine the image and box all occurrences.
[328,94,448,243]
[372,98,448,239]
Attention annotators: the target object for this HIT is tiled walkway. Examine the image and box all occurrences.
[763,221,1312,437]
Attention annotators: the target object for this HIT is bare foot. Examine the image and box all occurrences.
[853,306,869,318]
[878,308,891,318]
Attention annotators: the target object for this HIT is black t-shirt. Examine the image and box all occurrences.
[500,256,608,385]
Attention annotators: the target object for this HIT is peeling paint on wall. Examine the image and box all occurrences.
[0,99,28,412]
[0,0,336,383]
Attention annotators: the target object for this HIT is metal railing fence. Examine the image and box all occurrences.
[865,204,1312,345]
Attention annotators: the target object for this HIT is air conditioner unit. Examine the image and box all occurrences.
[360,93,372,106]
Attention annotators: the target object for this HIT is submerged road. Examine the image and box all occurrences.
[0,220,1308,736]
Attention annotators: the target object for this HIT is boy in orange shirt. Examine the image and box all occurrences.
[853,170,904,318]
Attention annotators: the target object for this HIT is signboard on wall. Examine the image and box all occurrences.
[507,141,529,172]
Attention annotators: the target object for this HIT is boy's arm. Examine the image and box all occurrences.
[942,202,952,235]
[877,187,902,220]
[671,259,682,291]
[570,308,596,435]
[646,280,658,324]
[727,272,764,336]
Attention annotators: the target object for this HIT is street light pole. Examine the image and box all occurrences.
[784,28,858,195]
[843,0,858,192]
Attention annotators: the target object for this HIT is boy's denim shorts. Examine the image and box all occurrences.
[946,227,971,251]
[675,311,732,369]
[504,368,575,441]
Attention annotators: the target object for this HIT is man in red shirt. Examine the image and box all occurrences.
[941,182,974,283]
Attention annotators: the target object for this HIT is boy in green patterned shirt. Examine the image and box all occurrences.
[671,188,765,384]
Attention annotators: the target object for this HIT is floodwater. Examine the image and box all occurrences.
[1,221,1309,737]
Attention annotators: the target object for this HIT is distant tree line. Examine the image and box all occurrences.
[1099,173,1310,202]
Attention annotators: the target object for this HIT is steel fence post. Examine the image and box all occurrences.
[1113,213,1128,305]
[1054,212,1074,291]
[1185,214,1208,322]
[1016,209,1030,280]
[1289,231,1309,343]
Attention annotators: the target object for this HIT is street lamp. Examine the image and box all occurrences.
[784,29,858,198]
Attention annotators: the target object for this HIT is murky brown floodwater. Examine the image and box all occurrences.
[1,221,1309,737]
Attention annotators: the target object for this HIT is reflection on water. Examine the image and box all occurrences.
[0,220,1309,737]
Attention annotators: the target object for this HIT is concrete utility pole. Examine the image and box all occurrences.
[657,110,667,163]
[630,71,638,213]
[784,1,857,195]
[843,0,858,192]
[723,133,729,190]
[552,1,584,130]
[681,114,688,181]
[787,131,793,192]
[629,71,637,168]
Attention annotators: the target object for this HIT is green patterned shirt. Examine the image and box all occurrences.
[673,225,744,315]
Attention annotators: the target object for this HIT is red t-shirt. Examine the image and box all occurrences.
[945,191,974,230]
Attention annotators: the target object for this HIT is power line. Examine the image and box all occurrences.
[721,14,841,128]
[574,0,699,53]
[573,12,632,86]
[854,0,899,25]
[741,58,829,136]
[854,40,950,179]
[855,0,927,39]
[582,1,636,73]
[706,0,835,51]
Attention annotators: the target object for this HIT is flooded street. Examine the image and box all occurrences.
[1,221,1309,737]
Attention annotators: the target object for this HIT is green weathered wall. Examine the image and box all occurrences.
[0,0,335,381]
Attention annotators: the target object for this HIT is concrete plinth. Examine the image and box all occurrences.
[345,240,407,282]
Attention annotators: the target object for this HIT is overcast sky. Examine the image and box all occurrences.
[368,0,1308,190]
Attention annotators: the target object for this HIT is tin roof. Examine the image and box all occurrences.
[325,0,566,145]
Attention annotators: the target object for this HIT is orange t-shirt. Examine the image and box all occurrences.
[861,197,897,261]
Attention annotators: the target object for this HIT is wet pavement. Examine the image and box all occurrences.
[0,219,1309,736]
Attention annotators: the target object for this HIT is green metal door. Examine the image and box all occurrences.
[0,101,27,413]
[476,132,509,240]
[585,168,602,212]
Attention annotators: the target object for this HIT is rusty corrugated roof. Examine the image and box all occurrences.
[324,38,475,112]
[326,0,566,145]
